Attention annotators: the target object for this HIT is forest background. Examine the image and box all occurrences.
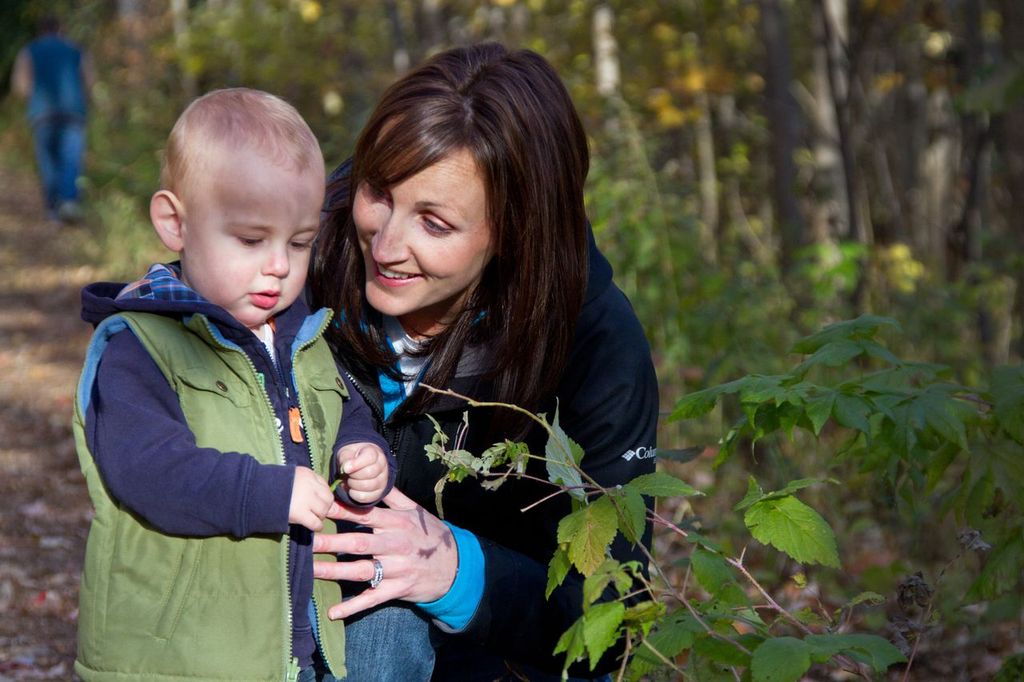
[0,0,1022,680]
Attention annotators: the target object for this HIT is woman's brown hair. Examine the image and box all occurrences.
[309,43,589,437]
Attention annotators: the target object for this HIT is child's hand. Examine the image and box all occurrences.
[289,466,334,531]
[336,443,389,504]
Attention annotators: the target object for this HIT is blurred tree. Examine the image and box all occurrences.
[760,0,806,272]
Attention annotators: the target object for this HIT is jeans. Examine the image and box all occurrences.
[342,602,435,681]
[31,114,85,212]
[341,600,609,681]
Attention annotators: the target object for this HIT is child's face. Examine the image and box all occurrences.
[175,146,325,330]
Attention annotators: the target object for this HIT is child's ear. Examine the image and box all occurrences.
[150,190,186,252]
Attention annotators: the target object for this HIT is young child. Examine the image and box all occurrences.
[72,88,393,682]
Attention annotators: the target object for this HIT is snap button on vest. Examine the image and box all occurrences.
[216,380,228,392]
[336,377,344,389]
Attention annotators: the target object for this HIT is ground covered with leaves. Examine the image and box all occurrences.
[0,164,99,680]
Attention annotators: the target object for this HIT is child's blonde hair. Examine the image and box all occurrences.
[161,87,323,200]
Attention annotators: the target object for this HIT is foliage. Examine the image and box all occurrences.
[425,314,1023,680]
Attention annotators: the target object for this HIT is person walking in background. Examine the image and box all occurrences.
[12,15,94,223]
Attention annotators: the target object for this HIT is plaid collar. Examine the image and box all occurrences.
[116,263,208,304]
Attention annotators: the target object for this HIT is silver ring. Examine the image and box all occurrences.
[369,558,384,589]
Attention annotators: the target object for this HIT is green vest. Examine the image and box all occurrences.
[72,311,347,682]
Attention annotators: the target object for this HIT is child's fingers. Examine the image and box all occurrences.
[339,446,383,476]
[345,469,387,491]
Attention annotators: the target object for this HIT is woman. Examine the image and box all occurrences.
[309,43,658,680]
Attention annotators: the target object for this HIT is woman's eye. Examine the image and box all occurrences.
[422,217,451,235]
[290,240,313,250]
[239,237,261,246]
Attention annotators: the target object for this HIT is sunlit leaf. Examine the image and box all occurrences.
[547,546,571,598]
[744,496,840,568]
[557,496,618,575]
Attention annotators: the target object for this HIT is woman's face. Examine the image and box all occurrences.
[353,148,494,338]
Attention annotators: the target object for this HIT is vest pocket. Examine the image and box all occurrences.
[303,371,347,464]
[176,367,252,408]
[153,538,201,640]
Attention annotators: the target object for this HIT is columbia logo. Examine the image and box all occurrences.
[622,446,657,461]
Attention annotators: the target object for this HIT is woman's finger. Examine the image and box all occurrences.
[380,486,419,511]
[327,584,401,620]
[312,556,381,583]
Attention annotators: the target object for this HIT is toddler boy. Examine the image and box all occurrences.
[72,88,392,681]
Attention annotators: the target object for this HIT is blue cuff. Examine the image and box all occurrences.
[415,521,484,631]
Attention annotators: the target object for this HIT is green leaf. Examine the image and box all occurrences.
[739,375,788,404]
[833,393,872,433]
[839,589,888,610]
[734,476,764,511]
[669,379,742,421]
[992,365,1024,444]
[914,386,970,449]
[760,477,836,502]
[926,443,961,491]
[622,599,665,637]
[693,633,750,666]
[546,546,572,598]
[750,637,811,682]
[625,471,701,498]
[581,601,625,670]
[744,496,840,568]
[610,486,647,545]
[690,548,733,595]
[858,339,902,366]
[582,559,632,606]
[805,390,836,435]
[966,470,995,528]
[791,315,900,354]
[558,600,629,672]
[545,404,585,500]
[794,339,863,375]
[557,496,619,575]
[553,616,586,668]
[629,612,702,677]
[804,633,906,671]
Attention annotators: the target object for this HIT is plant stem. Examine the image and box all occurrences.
[725,556,813,636]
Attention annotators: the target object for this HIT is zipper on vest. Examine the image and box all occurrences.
[293,321,339,677]
[195,316,294,680]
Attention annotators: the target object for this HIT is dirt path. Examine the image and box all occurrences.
[0,163,102,680]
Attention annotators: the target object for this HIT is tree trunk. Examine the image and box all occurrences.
[169,0,197,100]
[1000,0,1024,360]
[816,0,862,248]
[385,0,410,74]
[758,0,805,272]
[809,0,849,244]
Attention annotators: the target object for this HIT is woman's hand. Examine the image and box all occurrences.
[312,487,459,620]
